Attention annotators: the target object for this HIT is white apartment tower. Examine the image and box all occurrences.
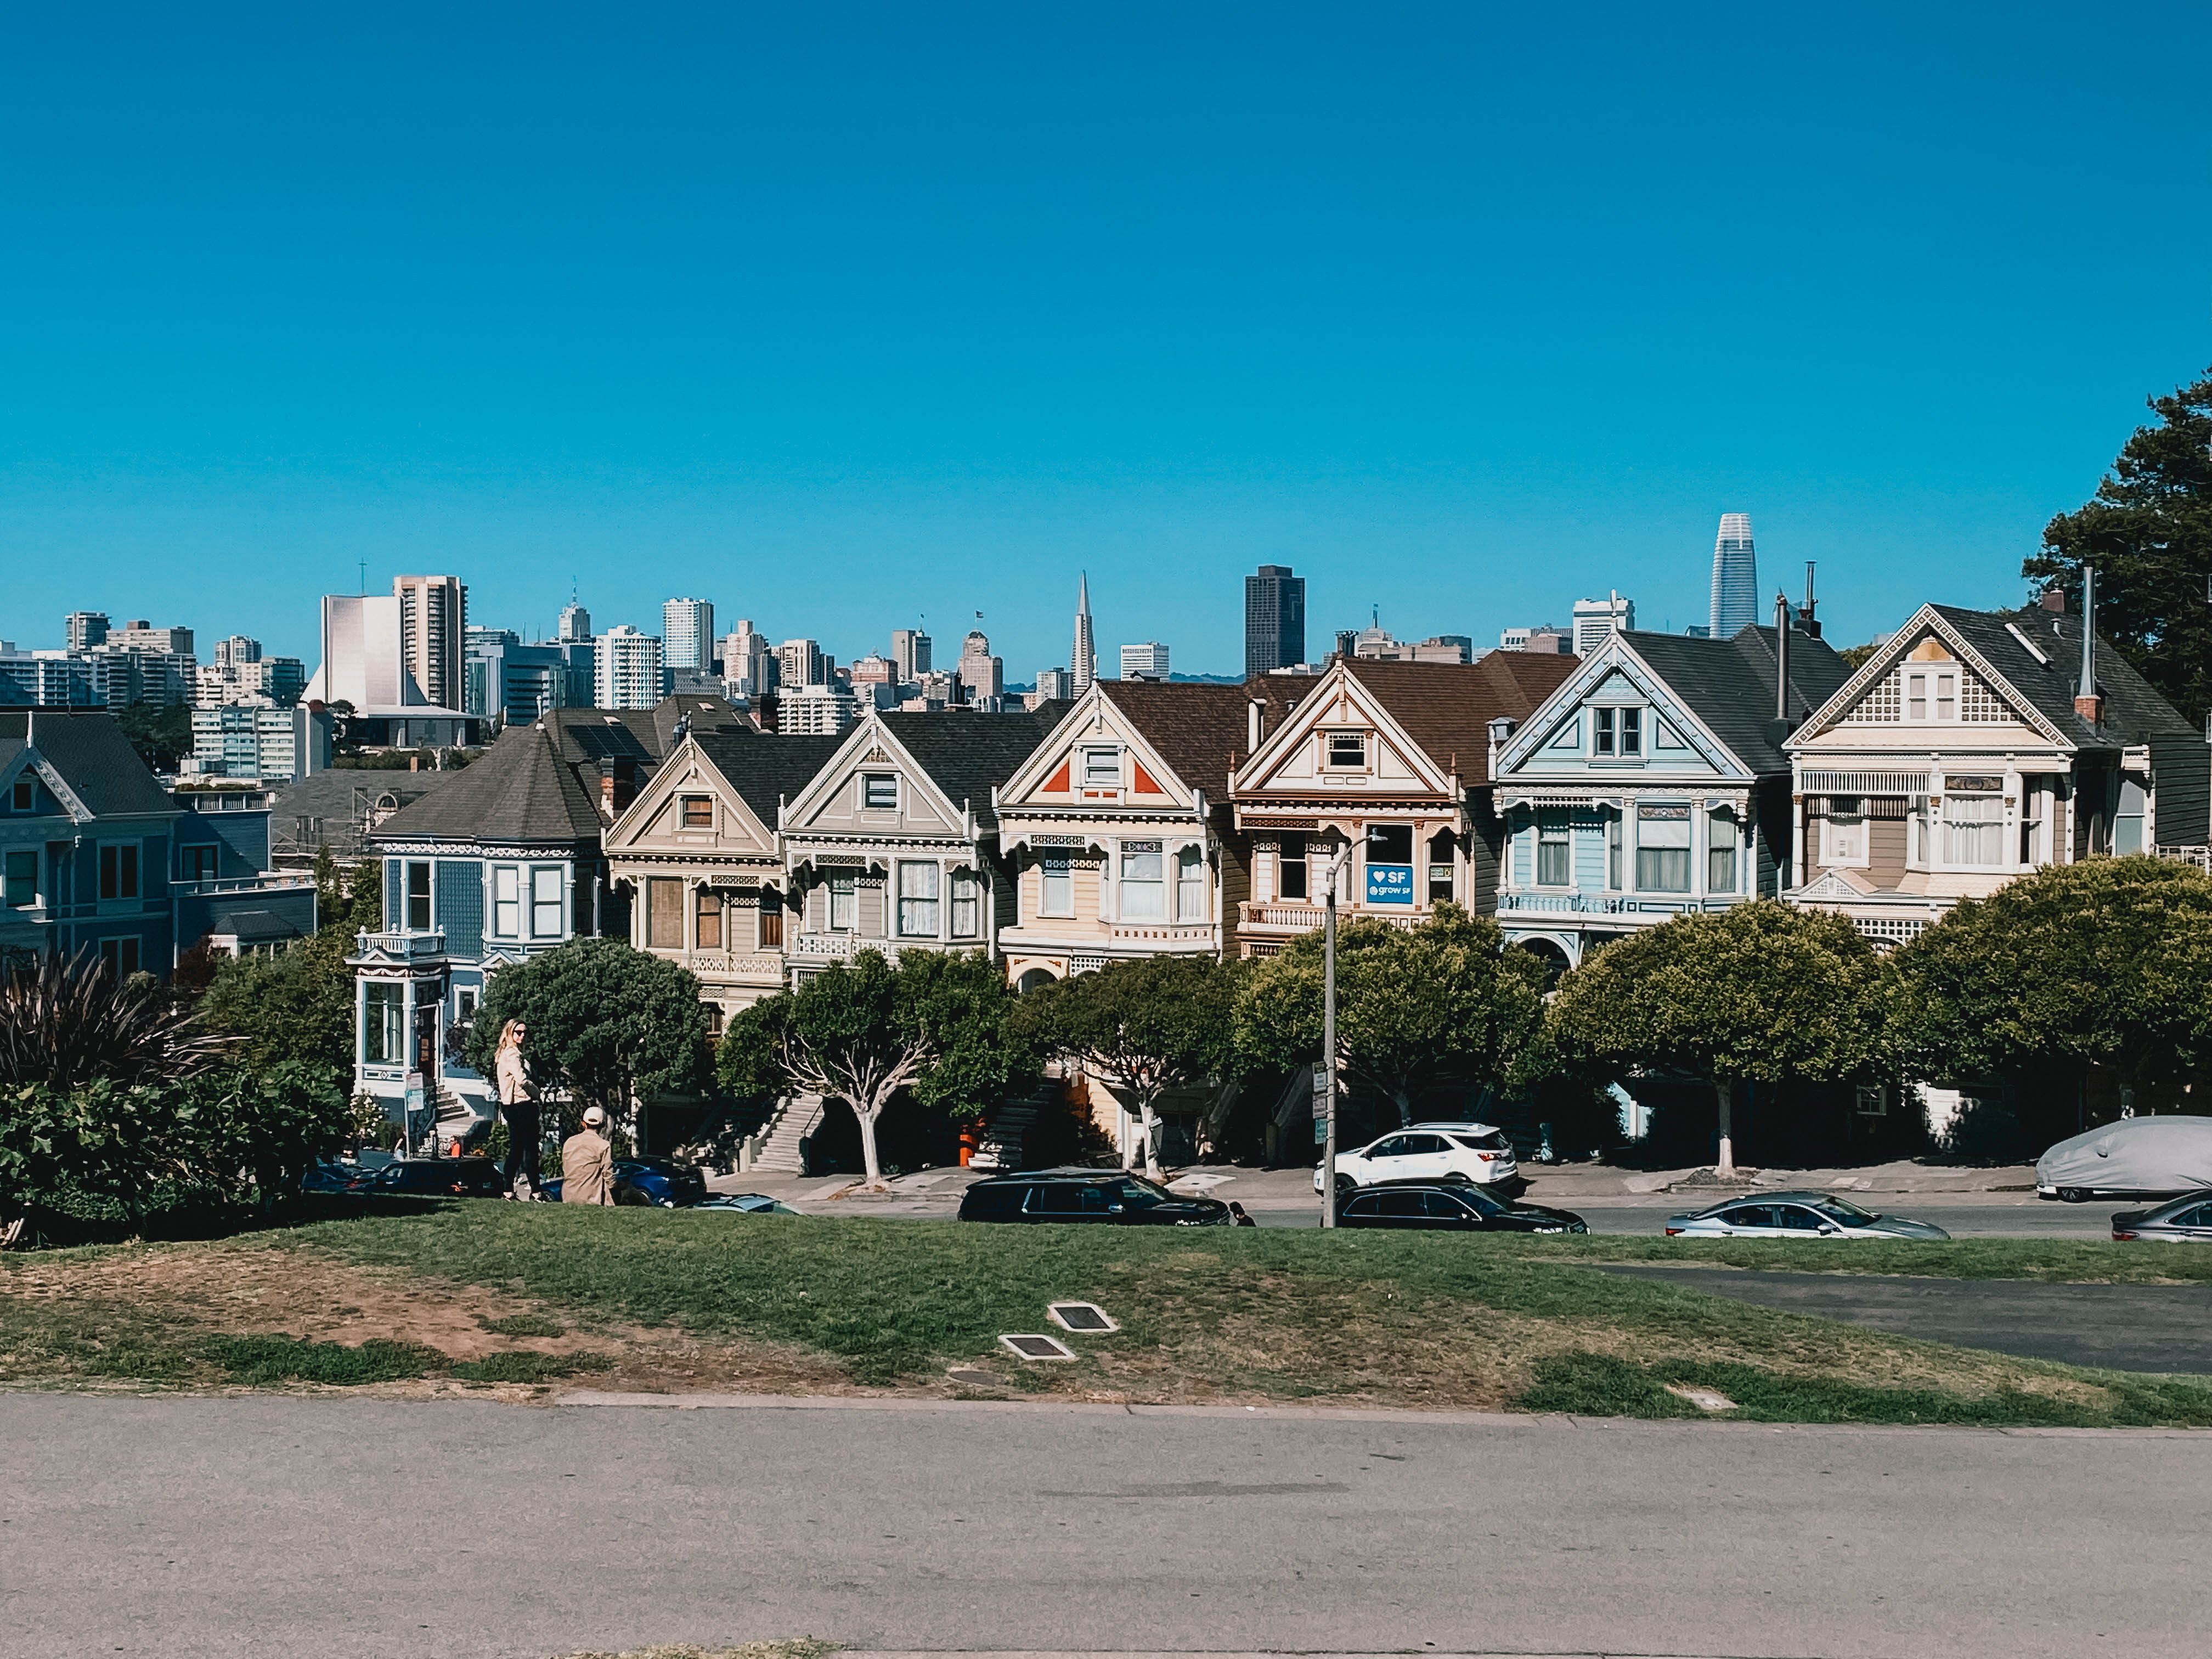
[1120,641,1170,679]
[661,597,715,671]
[1571,594,1634,656]
[393,575,467,710]
[595,625,665,710]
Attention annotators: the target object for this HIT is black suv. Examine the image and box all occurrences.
[958,1167,1232,1226]
[1338,1180,1587,1233]
[347,1158,512,1199]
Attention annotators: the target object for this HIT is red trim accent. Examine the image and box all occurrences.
[1045,759,1071,792]
[1131,761,1164,795]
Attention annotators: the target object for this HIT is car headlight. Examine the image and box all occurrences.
[1534,1225,1565,1233]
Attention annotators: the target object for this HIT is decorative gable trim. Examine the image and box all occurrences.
[0,751,94,825]
[1493,637,1748,781]
[1229,661,1457,798]
[1791,606,2067,747]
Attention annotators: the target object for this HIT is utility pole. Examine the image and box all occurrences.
[1320,838,1357,1228]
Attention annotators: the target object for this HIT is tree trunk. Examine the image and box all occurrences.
[1393,1088,1413,1128]
[1714,1079,1736,1176]
[855,1100,888,1189]
[1139,1099,1164,1180]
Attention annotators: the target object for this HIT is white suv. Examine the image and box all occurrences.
[1314,1122,1521,1194]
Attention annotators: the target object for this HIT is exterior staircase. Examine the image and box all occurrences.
[741,1093,825,1174]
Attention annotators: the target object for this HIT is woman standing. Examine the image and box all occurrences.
[494,1018,541,1199]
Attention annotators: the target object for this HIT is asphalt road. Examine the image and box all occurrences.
[1243,1195,2124,1238]
[6,1393,2206,1659]
[1597,1266,2212,1375]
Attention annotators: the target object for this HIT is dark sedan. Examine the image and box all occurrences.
[2111,1193,2212,1242]
[958,1168,1232,1226]
[1338,1181,1587,1233]
[345,1158,511,1199]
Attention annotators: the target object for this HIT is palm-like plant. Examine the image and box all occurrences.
[0,950,233,1088]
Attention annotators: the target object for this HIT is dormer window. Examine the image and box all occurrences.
[10,777,30,811]
[1325,732,1366,769]
[1082,748,1120,787]
[680,795,714,828]
[1905,668,1957,722]
[862,774,899,810]
[1593,707,1642,758]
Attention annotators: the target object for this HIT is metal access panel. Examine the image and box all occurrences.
[999,1333,1077,1361]
[1046,1301,1119,1334]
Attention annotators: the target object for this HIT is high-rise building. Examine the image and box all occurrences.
[196,645,306,708]
[393,575,467,711]
[1572,595,1635,656]
[109,620,195,655]
[1244,565,1305,678]
[594,625,665,710]
[720,620,774,698]
[1120,641,1170,680]
[662,597,715,670]
[1034,666,1075,702]
[777,682,861,735]
[775,638,826,689]
[958,630,1005,703]
[1070,574,1096,693]
[556,601,592,643]
[891,628,932,682]
[213,634,260,668]
[1709,513,1758,639]
[65,612,109,650]
[465,627,593,723]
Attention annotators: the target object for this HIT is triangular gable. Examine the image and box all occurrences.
[604,736,777,854]
[1793,606,2067,746]
[1232,661,1455,796]
[781,716,963,836]
[996,686,1204,813]
[0,748,93,824]
[1494,636,1748,780]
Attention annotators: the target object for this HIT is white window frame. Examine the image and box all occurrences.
[1039,854,1074,918]
[827,874,857,932]
[950,870,981,938]
[1939,792,2006,868]
[1174,845,1205,922]
[1535,809,1571,888]
[1905,667,1959,723]
[529,864,566,938]
[861,773,899,811]
[1324,731,1367,770]
[3,848,37,910]
[1118,843,1166,921]
[1634,803,1691,893]
[492,865,521,936]
[363,981,405,1066]
[1707,809,1741,893]
[1081,748,1120,787]
[896,861,940,937]
[1820,798,1869,870]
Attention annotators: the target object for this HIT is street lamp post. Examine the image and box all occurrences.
[1320,838,1357,1229]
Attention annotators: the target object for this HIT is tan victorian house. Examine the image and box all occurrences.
[778,708,1066,978]
[994,680,1262,987]
[1229,653,1581,955]
[604,726,842,1026]
[1785,595,2208,948]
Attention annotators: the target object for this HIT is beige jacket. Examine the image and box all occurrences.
[560,1128,615,1205]
[495,1046,532,1107]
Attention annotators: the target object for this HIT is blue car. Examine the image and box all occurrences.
[538,1157,708,1207]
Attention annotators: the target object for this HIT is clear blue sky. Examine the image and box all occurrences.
[5,3,2210,678]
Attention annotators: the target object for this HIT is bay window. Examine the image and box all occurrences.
[647,877,684,949]
[1536,809,1571,887]
[897,861,940,936]
[1635,803,1691,891]
[493,866,520,935]
[364,982,405,1065]
[1119,843,1165,919]
[1708,810,1740,891]
[1277,835,1308,900]
[1176,846,1205,920]
[696,887,724,950]
[531,866,564,936]
[1822,798,1865,865]
[1942,794,2005,865]
[951,871,981,938]
[1039,854,1073,917]
[828,875,856,932]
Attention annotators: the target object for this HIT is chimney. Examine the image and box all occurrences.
[1248,698,1266,753]
[409,754,420,772]
[2040,585,2066,614]
[1774,591,1792,724]
[2074,566,2103,726]
[1799,561,1821,639]
[600,773,616,820]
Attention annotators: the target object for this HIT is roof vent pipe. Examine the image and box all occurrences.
[2075,566,2103,727]
[1774,591,1791,724]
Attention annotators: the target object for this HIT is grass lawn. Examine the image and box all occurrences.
[1536,1234,2212,1283]
[8,1203,2211,1426]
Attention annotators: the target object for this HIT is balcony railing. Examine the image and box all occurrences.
[2155,845,2211,872]
[1238,902,1417,932]
[353,930,449,962]
[1497,890,1738,916]
[173,872,317,896]
[682,950,789,979]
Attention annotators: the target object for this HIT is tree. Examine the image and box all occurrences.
[116,702,193,772]
[717,949,1031,1189]
[1233,903,1548,1130]
[466,938,710,1133]
[1008,955,1241,1178]
[1892,856,2212,1122]
[195,853,382,1092]
[1543,901,1891,1174]
[2025,366,2212,724]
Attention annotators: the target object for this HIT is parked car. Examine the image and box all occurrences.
[2110,1192,2212,1242]
[345,1158,511,1199]
[694,1193,804,1216]
[1664,1192,1950,1240]
[958,1167,1232,1225]
[538,1158,710,1207]
[1338,1181,1585,1233]
[2037,1116,2212,1203]
[303,1159,366,1194]
[1312,1122,1522,1196]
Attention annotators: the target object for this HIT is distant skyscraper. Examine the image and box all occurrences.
[1070,574,1096,692]
[1120,641,1170,679]
[1034,667,1075,701]
[556,601,592,643]
[1572,595,1635,655]
[1709,514,1758,639]
[958,630,1004,703]
[393,575,467,710]
[1244,565,1305,678]
[595,625,665,710]
[890,628,932,682]
[661,598,714,670]
[720,620,772,697]
[775,638,826,688]
[65,611,109,650]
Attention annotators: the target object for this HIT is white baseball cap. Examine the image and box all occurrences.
[582,1106,606,1126]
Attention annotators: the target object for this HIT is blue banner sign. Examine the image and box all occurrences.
[1365,862,1415,905]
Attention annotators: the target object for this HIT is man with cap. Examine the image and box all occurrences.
[561,1106,616,1205]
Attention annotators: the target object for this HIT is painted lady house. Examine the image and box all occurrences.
[1491,622,1850,975]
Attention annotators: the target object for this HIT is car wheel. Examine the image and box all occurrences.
[2058,1187,2091,1204]
[1334,1173,1358,1196]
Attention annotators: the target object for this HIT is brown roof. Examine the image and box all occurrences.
[1339,652,1581,781]
[1096,681,1257,797]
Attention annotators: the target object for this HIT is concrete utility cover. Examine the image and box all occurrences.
[1047,1301,1119,1333]
[1000,1334,1076,1361]
[1666,1383,1738,1412]
[945,1368,1008,1389]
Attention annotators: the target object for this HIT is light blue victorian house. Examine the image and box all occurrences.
[1488,624,1850,975]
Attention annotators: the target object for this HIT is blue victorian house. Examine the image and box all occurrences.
[1488,625,1850,975]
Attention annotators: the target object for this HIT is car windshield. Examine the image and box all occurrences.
[1452,1131,1510,1152]
[1110,1176,1173,1206]
[1807,1197,1877,1225]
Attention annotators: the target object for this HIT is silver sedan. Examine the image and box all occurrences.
[1665,1190,1951,1240]
[2109,1193,2212,1242]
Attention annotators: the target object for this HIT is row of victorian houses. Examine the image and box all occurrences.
[345,583,2209,1154]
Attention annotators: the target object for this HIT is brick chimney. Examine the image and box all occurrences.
[600,773,616,820]
[2040,585,2066,613]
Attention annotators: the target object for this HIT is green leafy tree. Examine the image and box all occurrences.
[466,938,711,1134]
[2025,366,2212,723]
[115,702,193,772]
[1233,903,1548,1130]
[1543,901,1891,1174]
[195,853,383,1090]
[717,949,1031,1188]
[1893,856,2212,1120]
[1008,955,1241,1178]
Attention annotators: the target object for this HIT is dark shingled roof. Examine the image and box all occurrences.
[371,712,648,844]
[1929,604,2195,749]
[1096,680,1260,797]
[0,710,181,819]
[1340,652,1583,781]
[876,706,1072,830]
[1621,625,1853,773]
[693,730,849,827]
[646,693,752,757]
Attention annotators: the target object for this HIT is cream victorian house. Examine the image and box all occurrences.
[777,708,1066,977]
[1785,592,2208,948]
[1229,653,1579,955]
[603,725,843,1027]
[994,680,1260,987]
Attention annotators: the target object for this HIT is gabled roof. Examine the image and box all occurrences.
[645,693,752,757]
[863,706,1071,831]
[1094,680,1262,797]
[1338,653,1582,781]
[1617,625,1853,773]
[372,720,608,844]
[691,729,848,827]
[0,710,180,819]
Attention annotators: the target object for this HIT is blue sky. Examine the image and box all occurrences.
[4,4,2210,678]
